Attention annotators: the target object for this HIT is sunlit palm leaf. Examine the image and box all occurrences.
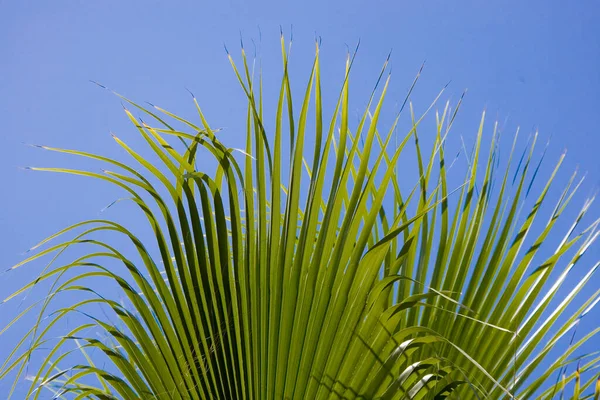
[2,36,599,399]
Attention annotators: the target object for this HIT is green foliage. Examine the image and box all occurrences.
[2,37,599,399]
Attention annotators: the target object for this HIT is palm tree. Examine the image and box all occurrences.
[2,36,599,399]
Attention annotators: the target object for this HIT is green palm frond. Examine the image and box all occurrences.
[2,37,599,399]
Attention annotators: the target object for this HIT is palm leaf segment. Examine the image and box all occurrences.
[2,37,599,399]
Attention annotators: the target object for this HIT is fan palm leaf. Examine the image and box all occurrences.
[2,36,599,399]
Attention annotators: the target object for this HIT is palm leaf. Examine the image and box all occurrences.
[2,37,599,399]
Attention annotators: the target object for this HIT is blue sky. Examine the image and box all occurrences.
[1,0,599,397]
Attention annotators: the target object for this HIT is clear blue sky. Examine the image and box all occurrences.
[1,0,599,397]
